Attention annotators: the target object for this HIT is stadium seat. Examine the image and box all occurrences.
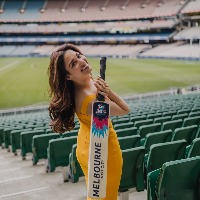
[21,130,45,159]
[171,125,198,144]
[32,133,60,165]
[4,126,23,150]
[114,122,134,130]
[171,113,188,120]
[189,111,200,117]
[163,111,177,117]
[116,127,138,137]
[191,107,200,113]
[143,130,172,153]
[182,116,200,127]
[11,128,32,155]
[66,144,84,183]
[46,136,77,172]
[0,127,6,146]
[186,137,200,158]
[147,113,162,120]
[145,139,187,175]
[177,109,191,115]
[154,116,171,124]
[147,168,160,200]
[161,119,182,131]
[130,115,146,123]
[155,156,200,200]
[138,123,161,139]
[112,117,130,125]
[62,130,78,137]
[134,119,153,129]
[118,135,140,150]
[119,147,145,193]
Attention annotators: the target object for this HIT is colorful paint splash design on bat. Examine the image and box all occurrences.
[92,116,108,138]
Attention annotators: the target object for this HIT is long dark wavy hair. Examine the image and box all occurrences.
[48,43,82,133]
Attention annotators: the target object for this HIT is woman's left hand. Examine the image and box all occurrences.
[94,76,110,97]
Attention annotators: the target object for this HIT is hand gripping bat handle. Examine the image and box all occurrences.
[97,57,107,101]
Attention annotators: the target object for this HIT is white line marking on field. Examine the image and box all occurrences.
[0,60,19,72]
[0,167,21,174]
[0,186,50,198]
[0,175,33,184]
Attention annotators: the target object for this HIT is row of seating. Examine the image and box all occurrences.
[0,93,200,200]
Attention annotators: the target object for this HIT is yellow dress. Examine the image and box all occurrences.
[76,94,123,200]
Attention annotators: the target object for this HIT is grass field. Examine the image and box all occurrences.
[0,57,200,109]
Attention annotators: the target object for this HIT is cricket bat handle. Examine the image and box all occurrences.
[97,57,107,102]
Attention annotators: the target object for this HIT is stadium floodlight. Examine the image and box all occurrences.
[100,6,105,11]
[0,8,3,14]
[80,7,86,12]
[60,8,66,13]
[40,8,45,13]
[121,5,126,10]
[141,4,147,8]
[19,9,25,14]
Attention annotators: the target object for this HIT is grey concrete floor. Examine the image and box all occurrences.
[0,148,147,200]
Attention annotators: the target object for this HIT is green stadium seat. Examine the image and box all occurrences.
[186,138,200,158]
[32,133,60,165]
[130,115,146,124]
[21,130,45,159]
[65,144,84,183]
[46,136,77,172]
[116,127,138,137]
[154,116,171,124]
[155,156,200,200]
[171,113,188,121]
[46,128,54,134]
[177,109,191,115]
[119,147,145,193]
[143,130,172,153]
[62,130,78,137]
[147,113,162,120]
[4,126,24,150]
[114,122,134,130]
[112,117,130,125]
[191,107,200,112]
[147,168,160,200]
[163,111,177,117]
[145,139,187,175]
[73,125,80,130]
[189,111,200,117]
[138,123,161,139]
[118,135,140,150]
[171,125,198,144]
[0,127,6,146]
[11,128,32,155]
[161,119,182,131]
[134,119,153,129]
[183,116,200,127]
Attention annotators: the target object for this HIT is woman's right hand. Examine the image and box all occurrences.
[94,76,110,97]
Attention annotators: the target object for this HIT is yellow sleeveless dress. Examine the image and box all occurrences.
[76,94,123,200]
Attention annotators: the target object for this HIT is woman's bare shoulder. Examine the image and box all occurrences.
[74,90,95,113]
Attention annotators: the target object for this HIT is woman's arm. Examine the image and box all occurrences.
[106,89,130,116]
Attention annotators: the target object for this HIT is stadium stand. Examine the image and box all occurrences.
[181,0,200,14]
[1,92,200,199]
[0,0,187,22]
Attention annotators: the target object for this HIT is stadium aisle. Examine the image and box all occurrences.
[0,149,146,200]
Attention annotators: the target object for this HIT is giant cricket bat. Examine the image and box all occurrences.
[88,57,109,198]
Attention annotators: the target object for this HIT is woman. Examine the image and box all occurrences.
[48,43,130,200]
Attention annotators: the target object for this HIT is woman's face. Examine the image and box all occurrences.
[64,49,92,83]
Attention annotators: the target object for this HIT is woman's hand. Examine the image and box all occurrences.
[94,76,110,97]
